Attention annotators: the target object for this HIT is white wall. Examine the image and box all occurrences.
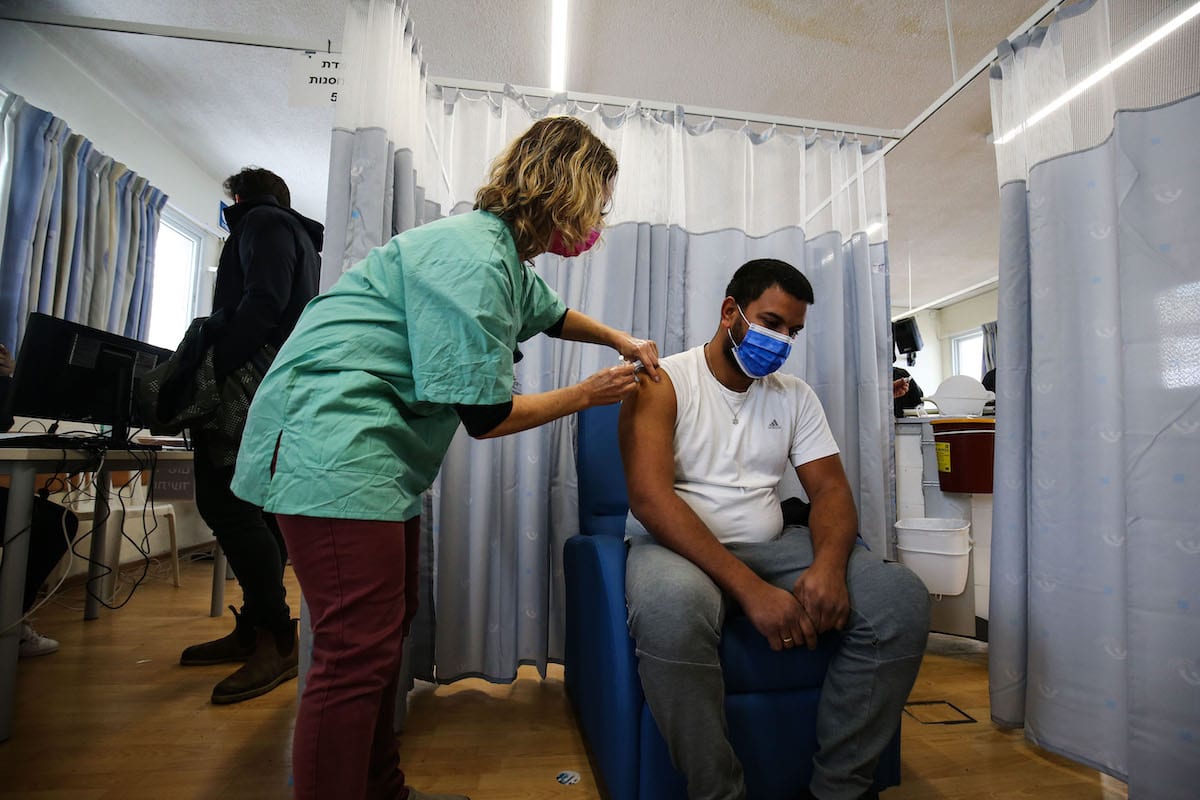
[0,22,225,232]
[936,288,998,377]
[892,287,998,401]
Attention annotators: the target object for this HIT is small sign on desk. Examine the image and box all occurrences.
[152,460,195,500]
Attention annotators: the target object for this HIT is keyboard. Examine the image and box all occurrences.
[0,434,161,451]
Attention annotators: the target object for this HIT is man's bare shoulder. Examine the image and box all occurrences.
[622,364,676,418]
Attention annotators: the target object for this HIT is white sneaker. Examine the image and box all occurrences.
[19,622,59,658]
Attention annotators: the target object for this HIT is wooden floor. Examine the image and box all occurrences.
[0,557,1128,799]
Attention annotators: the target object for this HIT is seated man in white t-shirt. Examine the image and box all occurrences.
[619,258,930,800]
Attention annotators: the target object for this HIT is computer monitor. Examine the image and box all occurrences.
[4,312,173,443]
[892,317,924,354]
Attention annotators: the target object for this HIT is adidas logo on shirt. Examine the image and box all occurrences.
[768,419,781,430]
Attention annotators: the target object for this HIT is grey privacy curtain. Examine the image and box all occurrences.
[319,0,433,288]
[0,88,167,346]
[980,320,997,374]
[316,1,893,714]
[989,3,1200,796]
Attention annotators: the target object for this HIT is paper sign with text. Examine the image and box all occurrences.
[288,51,342,107]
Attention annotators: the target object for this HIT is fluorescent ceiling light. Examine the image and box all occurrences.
[550,0,568,92]
[993,1,1200,145]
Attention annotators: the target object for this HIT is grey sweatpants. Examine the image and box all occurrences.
[625,527,930,800]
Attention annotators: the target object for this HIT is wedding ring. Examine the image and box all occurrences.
[782,637,793,644]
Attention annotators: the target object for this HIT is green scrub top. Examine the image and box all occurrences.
[230,210,567,521]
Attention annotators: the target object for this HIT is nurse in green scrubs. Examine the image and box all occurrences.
[231,116,656,800]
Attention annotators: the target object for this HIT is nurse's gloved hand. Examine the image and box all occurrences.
[617,336,661,382]
[580,364,640,407]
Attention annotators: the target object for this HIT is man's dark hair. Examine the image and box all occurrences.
[223,167,291,208]
[725,258,815,308]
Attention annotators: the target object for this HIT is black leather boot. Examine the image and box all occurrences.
[179,606,256,666]
[799,788,880,800]
[210,619,299,705]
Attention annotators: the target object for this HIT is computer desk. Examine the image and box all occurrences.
[0,445,194,742]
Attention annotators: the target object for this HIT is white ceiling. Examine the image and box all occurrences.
[0,0,1056,314]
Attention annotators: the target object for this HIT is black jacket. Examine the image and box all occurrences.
[0,376,11,432]
[211,196,323,378]
[135,316,276,466]
[893,367,924,418]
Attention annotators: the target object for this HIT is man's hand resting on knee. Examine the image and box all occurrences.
[741,580,819,651]
[792,563,851,634]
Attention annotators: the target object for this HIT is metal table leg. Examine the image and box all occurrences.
[210,543,226,617]
[0,466,37,741]
[84,464,112,620]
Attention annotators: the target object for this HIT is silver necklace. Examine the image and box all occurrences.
[717,386,751,425]
[704,345,753,425]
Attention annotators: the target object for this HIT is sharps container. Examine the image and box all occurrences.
[929,417,995,494]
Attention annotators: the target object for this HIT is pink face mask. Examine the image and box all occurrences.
[547,228,601,258]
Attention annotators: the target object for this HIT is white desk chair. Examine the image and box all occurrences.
[58,474,230,617]
[89,504,236,617]
[57,472,180,602]
[95,503,180,603]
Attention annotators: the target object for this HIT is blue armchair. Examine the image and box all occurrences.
[563,404,901,800]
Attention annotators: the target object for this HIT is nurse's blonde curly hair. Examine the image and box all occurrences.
[474,116,617,262]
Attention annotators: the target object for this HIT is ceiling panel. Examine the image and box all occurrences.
[1,0,1055,311]
[884,70,1002,316]
[3,0,349,48]
[413,0,1045,131]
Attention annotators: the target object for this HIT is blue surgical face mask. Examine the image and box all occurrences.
[728,305,793,378]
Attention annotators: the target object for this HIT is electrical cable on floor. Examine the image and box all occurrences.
[9,497,78,628]
[0,449,86,634]
[5,432,169,626]
[90,444,160,611]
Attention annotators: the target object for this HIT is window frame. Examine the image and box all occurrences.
[950,329,985,380]
[148,205,209,348]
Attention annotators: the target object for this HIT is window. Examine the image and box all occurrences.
[147,207,206,350]
[951,331,984,381]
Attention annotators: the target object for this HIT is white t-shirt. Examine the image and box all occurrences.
[657,345,840,545]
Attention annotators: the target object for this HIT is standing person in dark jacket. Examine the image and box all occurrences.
[892,366,923,418]
[179,168,323,705]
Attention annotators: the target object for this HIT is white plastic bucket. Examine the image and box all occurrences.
[895,518,971,596]
[895,518,971,551]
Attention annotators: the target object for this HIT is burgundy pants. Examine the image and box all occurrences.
[278,514,421,800]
